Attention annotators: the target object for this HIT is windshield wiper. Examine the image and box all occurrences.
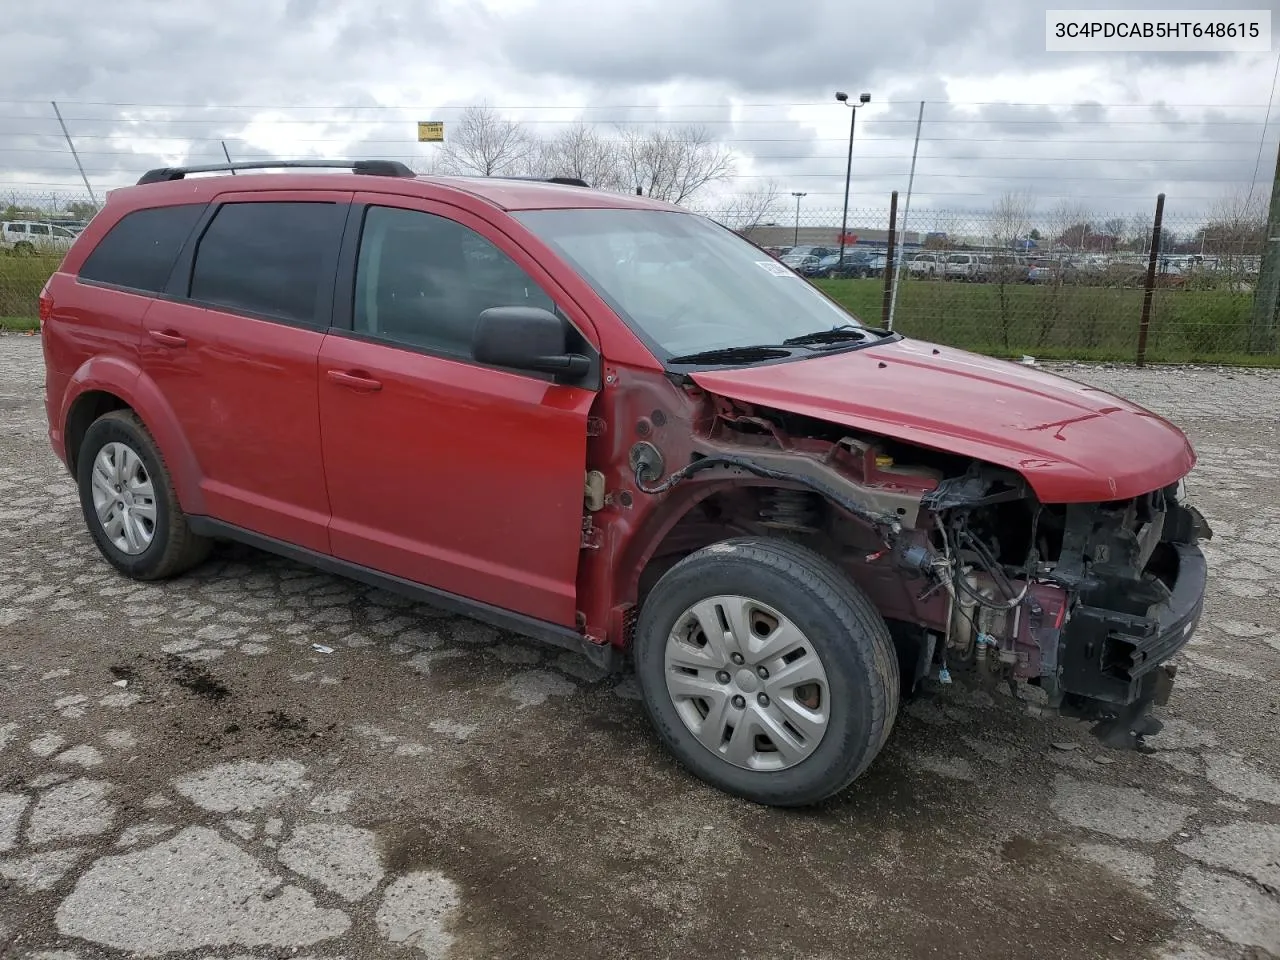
[782,323,879,347]
[666,345,794,365]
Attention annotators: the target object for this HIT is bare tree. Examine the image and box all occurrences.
[1047,200,1093,253]
[990,188,1036,250]
[709,180,782,235]
[1126,213,1152,254]
[410,150,444,176]
[1198,188,1265,262]
[617,125,735,204]
[437,104,533,177]
[523,124,628,191]
[988,189,1036,350]
[1101,217,1127,249]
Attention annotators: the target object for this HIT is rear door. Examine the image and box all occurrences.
[317,196,598,625]
[142,191,351,552]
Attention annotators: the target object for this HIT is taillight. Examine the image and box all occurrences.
[38,282,53,329]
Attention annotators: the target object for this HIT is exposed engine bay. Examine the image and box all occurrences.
[629,399,1212,749]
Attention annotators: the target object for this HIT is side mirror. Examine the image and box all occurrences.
[472,306,591,382]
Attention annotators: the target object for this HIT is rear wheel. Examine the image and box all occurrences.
[13,242,33,257]
[76,410,211,580]
[634,537,900,807]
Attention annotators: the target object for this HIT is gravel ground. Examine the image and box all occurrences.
[1,334,1278,960]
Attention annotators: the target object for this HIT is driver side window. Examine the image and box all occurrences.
[353,206,556,358]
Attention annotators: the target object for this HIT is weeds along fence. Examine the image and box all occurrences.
[2,189,1274,364]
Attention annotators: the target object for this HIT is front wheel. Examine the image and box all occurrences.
[634,537,900,807]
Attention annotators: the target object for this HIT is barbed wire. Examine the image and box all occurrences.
[0,99,1272,109]
[0,100,1271,207]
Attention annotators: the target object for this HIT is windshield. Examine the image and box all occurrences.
[514,209,862,358]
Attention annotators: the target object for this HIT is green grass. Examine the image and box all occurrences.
[0,253,60,320]
[2,256,1277,365]
[813,277,1275,365]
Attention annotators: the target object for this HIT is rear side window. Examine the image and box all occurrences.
[80,204,205,293]
[189,201,343,325]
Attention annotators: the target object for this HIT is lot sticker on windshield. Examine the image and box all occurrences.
[756,260,796,277]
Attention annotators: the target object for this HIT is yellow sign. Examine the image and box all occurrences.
[417,121,445,142]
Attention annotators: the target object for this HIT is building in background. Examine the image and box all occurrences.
[743,224,922,252]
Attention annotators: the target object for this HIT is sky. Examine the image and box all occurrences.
[3,0,1278,230]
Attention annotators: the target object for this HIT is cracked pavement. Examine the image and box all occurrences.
[1,336,1278,960]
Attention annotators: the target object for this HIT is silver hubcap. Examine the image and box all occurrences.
[664,595,830,772]
[90,441,157,555]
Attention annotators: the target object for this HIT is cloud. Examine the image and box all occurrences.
[0,0,1272,223]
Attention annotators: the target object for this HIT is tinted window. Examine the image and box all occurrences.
[29,224,49,235]
[80,204,204,293]
[353,205,555,357]
[5,224,24,234]
[189,201,343,324]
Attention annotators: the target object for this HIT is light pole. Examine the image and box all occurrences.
[791,191,806,246]
[835,91,871,262]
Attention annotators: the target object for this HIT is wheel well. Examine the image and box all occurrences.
[65,391,132,475]
[634,485,936,699]
[635,486,841,607]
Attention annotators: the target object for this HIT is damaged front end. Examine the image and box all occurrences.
[630,398,1211,750]
[920,467,1212,748]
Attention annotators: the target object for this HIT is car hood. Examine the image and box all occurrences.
[689,337,1195,504]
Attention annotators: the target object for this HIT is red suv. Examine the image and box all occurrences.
[40,160,1211,807]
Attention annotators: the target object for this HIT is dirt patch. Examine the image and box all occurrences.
[107,664,136,682]
[160,655,230,701]
[265,710,308,732]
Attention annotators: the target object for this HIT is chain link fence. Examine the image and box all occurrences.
[0,191,99,324]
[729,196,1270,365]
[2,187,1274,364]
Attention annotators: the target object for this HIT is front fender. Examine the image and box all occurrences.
[61,355,206,515]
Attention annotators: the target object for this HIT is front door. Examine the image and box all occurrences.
[142,193,350,553]
[317,199,597,626]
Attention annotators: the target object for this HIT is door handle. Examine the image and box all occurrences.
[326,369,382,392]
[148,329,187,348]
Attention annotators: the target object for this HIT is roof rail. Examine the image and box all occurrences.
[136,159,417,185]
[475,175,590,188]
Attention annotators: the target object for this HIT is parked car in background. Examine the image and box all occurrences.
[809,251,882,279]
[783,254,821,274]
[943,253,981,282]
[1027,258,1077,284]
[787,245,835,260]
[863,252,888,276]
[987,254,1028,284]
[48,217,91,235]
[1,220,79,256]
[906,252,942,278]
[803,255,838,277]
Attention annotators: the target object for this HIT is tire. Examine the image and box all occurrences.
[633,537,900,807]
[13,242,33,257]
[76,410,211,580]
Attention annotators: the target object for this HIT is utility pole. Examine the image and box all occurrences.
[887,100,926,331]
[1251,139,1280,354]
[791,192,806,246]
[51,101,98,207]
